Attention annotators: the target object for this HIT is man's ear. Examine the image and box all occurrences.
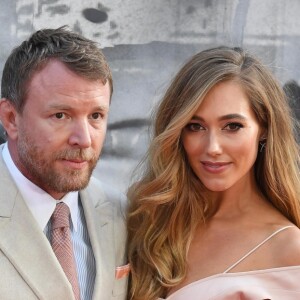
[0,98,19,140]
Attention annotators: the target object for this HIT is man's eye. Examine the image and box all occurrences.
[55,112,65,119]
[224,122,243,131]
[91,113,101,119]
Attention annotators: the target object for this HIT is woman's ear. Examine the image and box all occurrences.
[259,128,268,141]
[0,99,19,140]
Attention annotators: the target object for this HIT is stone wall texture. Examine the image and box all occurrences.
[0,0,299,192]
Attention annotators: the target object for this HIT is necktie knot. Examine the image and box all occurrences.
[51,202,70,230]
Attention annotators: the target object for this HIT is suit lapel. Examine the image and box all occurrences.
[80,179,115,300]
[0,153,74,299]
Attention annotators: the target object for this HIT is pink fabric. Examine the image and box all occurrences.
[51,203,80,300]
[163,266,300,299]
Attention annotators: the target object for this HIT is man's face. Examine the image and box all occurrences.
[11,59,111,199]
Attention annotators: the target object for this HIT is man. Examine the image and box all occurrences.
[0,27,128,300]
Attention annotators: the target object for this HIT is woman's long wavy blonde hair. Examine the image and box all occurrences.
[127,46,300,300]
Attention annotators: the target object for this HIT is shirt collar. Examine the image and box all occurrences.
[2,142,79,231]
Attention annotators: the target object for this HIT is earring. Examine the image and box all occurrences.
[259,140,266,152]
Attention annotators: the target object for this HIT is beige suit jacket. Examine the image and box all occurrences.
[0,145,128,300]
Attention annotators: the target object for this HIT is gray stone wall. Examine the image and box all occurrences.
[0,0,299,192]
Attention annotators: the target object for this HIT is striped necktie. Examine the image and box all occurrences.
[51,202,80,300]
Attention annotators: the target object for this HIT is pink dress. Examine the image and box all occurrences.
[160,226,300,300]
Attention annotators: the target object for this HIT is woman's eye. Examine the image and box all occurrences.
[186,123,204,132]
[224,122,243,131]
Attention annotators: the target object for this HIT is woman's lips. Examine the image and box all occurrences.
[201,161,231,173]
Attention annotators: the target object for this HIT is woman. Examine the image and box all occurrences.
[127,47,300,300]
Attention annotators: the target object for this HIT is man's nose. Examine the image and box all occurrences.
[68,120,92,148]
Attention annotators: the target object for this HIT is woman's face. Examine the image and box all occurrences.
[181,80,262,192]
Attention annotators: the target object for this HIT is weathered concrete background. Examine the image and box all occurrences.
[0,0,299,192]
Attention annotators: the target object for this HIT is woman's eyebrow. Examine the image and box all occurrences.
[191,113,247,121]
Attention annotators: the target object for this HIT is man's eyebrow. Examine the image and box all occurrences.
[93,105,109,111]
[47,104,109,111]
[47,104,72,110]
[191,114,247,121]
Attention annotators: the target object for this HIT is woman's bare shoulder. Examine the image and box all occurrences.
[271,225,300,266]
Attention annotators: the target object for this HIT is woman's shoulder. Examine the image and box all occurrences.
[268,224,300,266]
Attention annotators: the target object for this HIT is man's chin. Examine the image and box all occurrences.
[44,172,92,194]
